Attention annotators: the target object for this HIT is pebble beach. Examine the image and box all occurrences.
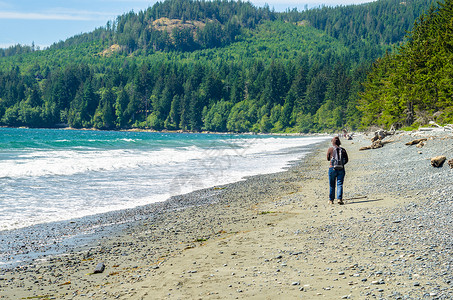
[1,130,453,299]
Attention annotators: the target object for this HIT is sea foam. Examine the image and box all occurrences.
[0,128,329,231]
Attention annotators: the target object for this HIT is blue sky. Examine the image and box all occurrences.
[0,0,375,48]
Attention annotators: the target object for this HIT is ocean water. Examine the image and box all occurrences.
[0,128,328,232]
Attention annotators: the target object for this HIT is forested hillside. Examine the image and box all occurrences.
[359,0,453,129]
[0,0,436,132]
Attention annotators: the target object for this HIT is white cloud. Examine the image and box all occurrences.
[0,1,11,8]
[48,7,119,17]
[0,11,86,20]
[0,9,116,21]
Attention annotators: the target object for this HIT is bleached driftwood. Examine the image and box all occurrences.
[428,121,453,131]
[431,156,447,168]
[406,138,427,146]
[359,139,388,151]
[371,130,392,142]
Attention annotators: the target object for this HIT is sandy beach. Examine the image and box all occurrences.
[1,130,453,299]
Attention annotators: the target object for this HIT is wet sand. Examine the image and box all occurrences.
[1,131,453,299]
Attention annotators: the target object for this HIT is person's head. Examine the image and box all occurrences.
[332,136,341,146]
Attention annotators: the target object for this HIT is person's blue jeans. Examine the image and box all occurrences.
[329,167,345,201]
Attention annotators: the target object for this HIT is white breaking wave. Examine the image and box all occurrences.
[0,147,199,178]
[0,135,330,231]
[0,136,327,179]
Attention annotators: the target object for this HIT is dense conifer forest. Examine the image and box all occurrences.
[359,0,453,129]
[0,0,437,132]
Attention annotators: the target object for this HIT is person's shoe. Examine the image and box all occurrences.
[338,199,344,205]
[329,200,334,205]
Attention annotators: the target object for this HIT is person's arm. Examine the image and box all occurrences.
[327,147,332,161]
[343,148,349,164]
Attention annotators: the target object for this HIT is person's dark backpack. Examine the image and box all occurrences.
[331,146,347,170]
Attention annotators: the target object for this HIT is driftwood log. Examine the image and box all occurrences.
[359,140,385,151]
[448,159,453,169]
[406,138,427,146]
[416,141,425,148]
[431,156,447,168]
[371,140,383,149]
[371,130,391,142]
[360,130,393,151]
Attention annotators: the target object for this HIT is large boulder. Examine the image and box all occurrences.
[93,262,106,274]
[431,156,446,168]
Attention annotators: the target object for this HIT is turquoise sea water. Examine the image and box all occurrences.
[0,128,328,232]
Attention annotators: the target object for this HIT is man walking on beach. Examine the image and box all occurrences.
[327,136,348,205]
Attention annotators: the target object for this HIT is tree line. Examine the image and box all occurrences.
[0,52,367,132]
[359,0,453,129]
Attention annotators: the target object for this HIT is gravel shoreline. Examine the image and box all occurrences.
[1,130,452,299]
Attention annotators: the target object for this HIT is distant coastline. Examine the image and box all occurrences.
[1,125,333,137]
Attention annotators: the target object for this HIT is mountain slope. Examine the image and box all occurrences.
[0,0,437,132]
